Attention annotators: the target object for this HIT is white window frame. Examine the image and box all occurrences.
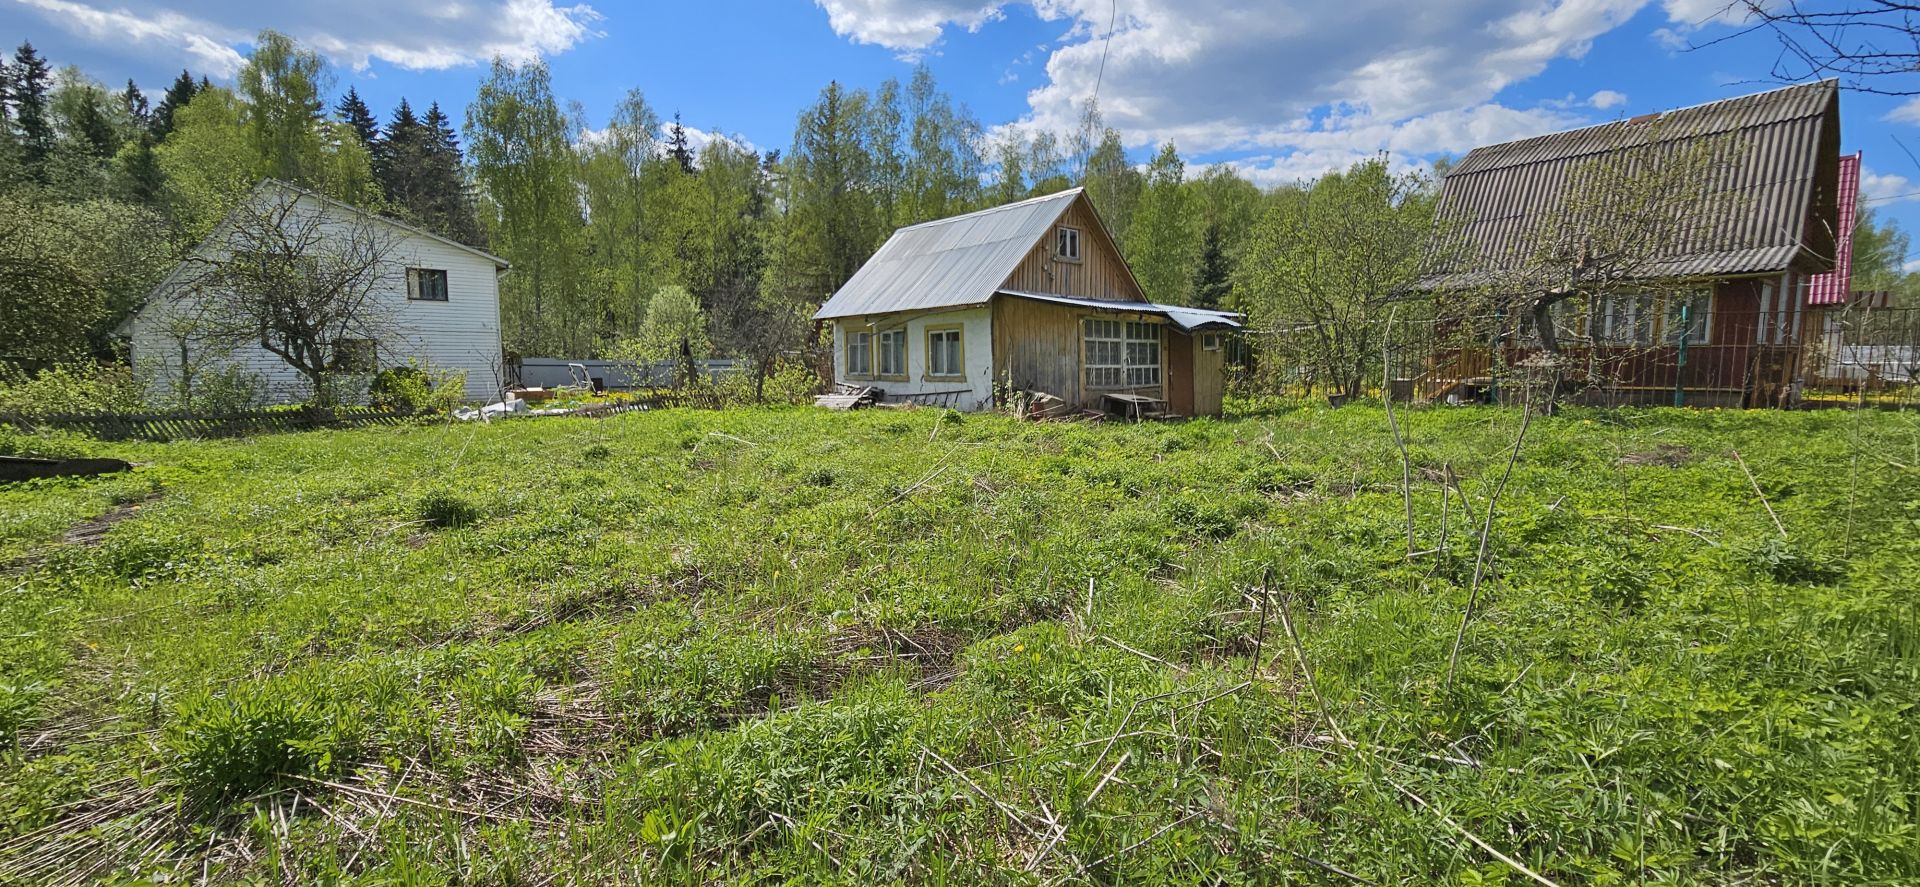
[846,330,873,377]
[1201,333,1222,351]
[1083,318,1162,389]
[1593,293,1656,346]
[876,328,907,379]
[1664,290,1712,345]
[1057,226,1082,262]
[925,326,965,379]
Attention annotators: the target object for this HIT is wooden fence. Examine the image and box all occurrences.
[568,389,722,417]
[0,389,729,443]
[0,406,424,441]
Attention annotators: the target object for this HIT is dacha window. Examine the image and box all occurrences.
[926,327,964,378]
[1083,318,1161,389]
[1057,226,1081,261]
[407,268,449,301]
[846,330,873,376]
[876,329,907,378]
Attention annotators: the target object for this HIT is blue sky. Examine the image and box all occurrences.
[8,0,1920,246]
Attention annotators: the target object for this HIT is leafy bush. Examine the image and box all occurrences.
[179,365,264,413]
[369,362,467,414]
[0,363,147,417]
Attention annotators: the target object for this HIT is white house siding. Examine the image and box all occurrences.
[833,306,994,411]
[130,191,504,405]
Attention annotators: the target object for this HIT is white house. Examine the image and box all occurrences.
[128,180,509,405]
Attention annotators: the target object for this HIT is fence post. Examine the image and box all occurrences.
[1673,302,1690,408]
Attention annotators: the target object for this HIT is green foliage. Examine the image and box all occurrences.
[1732,535,1842,585]
[1233,157,1438,395]
[368,362,467,414]
[0,363,147,416]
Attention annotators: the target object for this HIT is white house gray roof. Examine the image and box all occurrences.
[813,189,1085,320]
[998,290,1244,332]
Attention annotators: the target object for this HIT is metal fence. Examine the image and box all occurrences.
[1240,304,1920,410]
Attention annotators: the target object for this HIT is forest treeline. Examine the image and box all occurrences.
[2,29,1915,387]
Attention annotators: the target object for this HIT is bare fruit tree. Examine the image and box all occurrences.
[164,186,402,408]
[1713,2,1920,94]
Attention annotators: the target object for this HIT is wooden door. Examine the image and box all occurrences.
[1166,331,1196,417]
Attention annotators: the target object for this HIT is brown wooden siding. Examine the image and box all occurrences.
[998,198,1144,301]
[992,296,1171,409]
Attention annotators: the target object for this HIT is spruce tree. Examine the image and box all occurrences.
[12,42,53,174]
[666,112,694,173]
[420,102,481,244]
[336,86,379,152]
[150,70,198,140]
[122,79,149,128]
[376,98,424,209]
[1190,223,1233,309]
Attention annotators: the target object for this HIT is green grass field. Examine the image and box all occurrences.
[2,403,1917,884]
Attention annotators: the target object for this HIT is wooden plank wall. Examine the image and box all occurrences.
[998,198,1144,301]
[993,297,1088,405]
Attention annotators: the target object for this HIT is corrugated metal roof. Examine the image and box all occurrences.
[1427,80,1840,286]
[998,290,1244,332]
[813,189,1084,320]
[1808,152,1860,305]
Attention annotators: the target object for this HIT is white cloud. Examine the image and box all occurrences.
[1861,166,1918,205]
[1887,97,1920,125]
[1652,0,1753,51]
[814,0,1007,58]
[816,0,1648,157]
[16,0,247,75]
[818,0,1656,183]
[12,0,603,77]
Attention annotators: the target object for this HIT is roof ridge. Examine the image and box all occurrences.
[893,187,1083,232]
[1451,79,1836,171]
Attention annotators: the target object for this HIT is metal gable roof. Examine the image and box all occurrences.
[1425,80,1840,287]
[813,189,1085,320]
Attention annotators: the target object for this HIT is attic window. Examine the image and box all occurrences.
[1056,226,1081,261]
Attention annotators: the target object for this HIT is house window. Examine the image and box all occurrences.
[1593,293,1655,345]
[1057,226,1081,261]
[1201,333,1222,352]
[331,339,378,373]
[1083,318,1162,388]
[846,330,872,377]
[1664,291,1711,344]
[926,326,964,379]
[877,329,907,379]
[407,268,449,301]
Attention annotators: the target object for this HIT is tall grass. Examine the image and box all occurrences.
[1,404,1916,882]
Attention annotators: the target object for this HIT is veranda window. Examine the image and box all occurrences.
[1083,318,1162,388]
